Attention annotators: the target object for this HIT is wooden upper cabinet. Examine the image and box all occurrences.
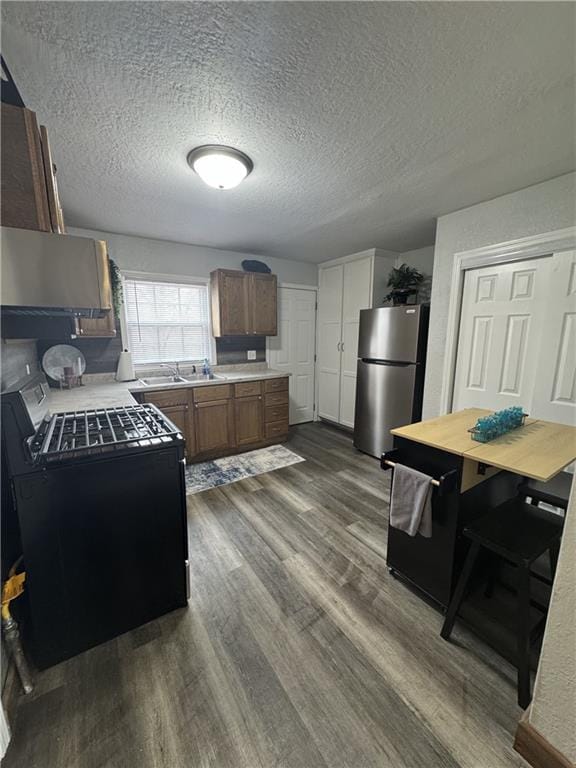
[75,309,116,338]
[39,125,66,234]
[1,104,65,233]
[250,273,277,335]
[210,269,277,337]
[211,270,250,335]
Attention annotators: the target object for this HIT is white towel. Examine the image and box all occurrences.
[389,464,433,538]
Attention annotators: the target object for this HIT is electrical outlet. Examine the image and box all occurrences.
[247,350,257,361]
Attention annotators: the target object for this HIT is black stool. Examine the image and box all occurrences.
[441,498,562,709]
[518,472,572,511]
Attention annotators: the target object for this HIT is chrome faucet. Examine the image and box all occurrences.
[159,362,181,379]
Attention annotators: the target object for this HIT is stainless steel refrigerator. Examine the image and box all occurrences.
[353,305,429,458]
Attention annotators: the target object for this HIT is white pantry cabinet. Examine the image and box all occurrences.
[317,249,396,428]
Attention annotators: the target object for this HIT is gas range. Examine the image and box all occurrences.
[2,373,183,474]
[1,371,189,669]
[31,404,181,465]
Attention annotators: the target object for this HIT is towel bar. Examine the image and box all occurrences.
[380,451,459,495]
[382,459,441,487]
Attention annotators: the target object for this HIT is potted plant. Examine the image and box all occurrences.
[383,263,425,305]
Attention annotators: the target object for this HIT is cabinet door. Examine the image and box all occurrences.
[339,257,373,427]
[194,399,235,455]
[235,395,264,447]
[161,404,196,458]
[39,125,66,233]
[1,104,51,231]
[213,270,250,336]
[317,264,343,422]
[250,273,277,335]
[75,309,116,338]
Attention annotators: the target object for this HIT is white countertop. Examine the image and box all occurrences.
[46,367,289,413]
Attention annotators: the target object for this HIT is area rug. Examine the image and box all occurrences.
[185,444,305,494]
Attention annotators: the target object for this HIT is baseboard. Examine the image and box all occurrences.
[514,708,574,768]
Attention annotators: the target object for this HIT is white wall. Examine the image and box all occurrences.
[423,172,576,418]
[396,245,434,276]
[529,478,576,763]
[68,227,318,287]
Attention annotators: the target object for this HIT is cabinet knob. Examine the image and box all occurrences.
[258,396,262,400]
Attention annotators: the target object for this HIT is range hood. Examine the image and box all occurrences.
[1,226,112,318]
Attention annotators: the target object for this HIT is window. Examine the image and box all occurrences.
[124,277,212,365]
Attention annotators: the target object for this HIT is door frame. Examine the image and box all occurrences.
[266,282,318,422]
[440,226,576,415]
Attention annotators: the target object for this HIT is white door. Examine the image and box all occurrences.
[531,251,576,425]
[317,264,343,422]
[339,257,373,428]
[453,258,552,412]
[268,287,317,424]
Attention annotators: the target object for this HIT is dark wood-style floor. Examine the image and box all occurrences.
[3,423,527,768]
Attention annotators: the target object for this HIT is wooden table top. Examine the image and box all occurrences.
[391,410,576,482]
[391,409,493,456]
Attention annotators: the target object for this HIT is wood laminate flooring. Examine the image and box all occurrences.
[3,423,527,768]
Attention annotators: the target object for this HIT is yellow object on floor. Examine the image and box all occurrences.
[1,571,26,620]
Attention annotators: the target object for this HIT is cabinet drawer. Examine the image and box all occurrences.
[265,419,289,440]
[143,388,190,408]
[264,377,288,393]
[265,391,289,407]
[235,380,263,398]
[265,403,288,423]
[193,384,232,402]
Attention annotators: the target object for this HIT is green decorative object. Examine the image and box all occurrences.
[109,257,123,316]
[383,263,425,305]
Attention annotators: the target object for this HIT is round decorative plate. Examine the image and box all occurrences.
[42,344,86,382]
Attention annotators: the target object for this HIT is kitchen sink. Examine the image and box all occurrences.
[139,375,189,386]
[138,373,225,386]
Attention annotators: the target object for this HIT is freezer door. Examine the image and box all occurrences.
[357,306,423,363]
[353,360,417,457]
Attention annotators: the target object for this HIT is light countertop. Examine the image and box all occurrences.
[391,409,576,482]
[46,367,289,413]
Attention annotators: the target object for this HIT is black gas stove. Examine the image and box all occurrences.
[2,373,183,474]
[1,373,189,668]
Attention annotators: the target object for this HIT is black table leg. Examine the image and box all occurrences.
[517,563,532,709]
[441,541,480,641]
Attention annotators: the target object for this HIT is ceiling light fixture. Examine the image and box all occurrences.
[186,145,253,190]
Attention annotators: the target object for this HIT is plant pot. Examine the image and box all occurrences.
[391,288,417,306]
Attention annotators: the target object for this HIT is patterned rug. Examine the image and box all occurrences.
[185,444,305,494]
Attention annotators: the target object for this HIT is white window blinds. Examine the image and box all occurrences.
[124,277,212,365]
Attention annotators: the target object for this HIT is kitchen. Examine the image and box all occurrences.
[1,3,576,768]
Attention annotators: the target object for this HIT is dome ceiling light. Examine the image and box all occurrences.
[186,145,253,190]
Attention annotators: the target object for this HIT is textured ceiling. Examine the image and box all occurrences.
[1,2,575,263]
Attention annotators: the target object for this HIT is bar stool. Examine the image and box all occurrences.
[440,498,562,709]
[518,472,572,511]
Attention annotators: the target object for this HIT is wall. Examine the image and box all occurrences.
[0,340,38,389]
[68,228,318,286]
[423,172,576,418]
[528,478,576,763]
[67,227,318,369]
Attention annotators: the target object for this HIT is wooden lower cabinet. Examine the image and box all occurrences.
[235,395,264,447]
[194,399,235,456]
[137,376,289,463]
[141,389,195,458]
[161,404,196,457]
